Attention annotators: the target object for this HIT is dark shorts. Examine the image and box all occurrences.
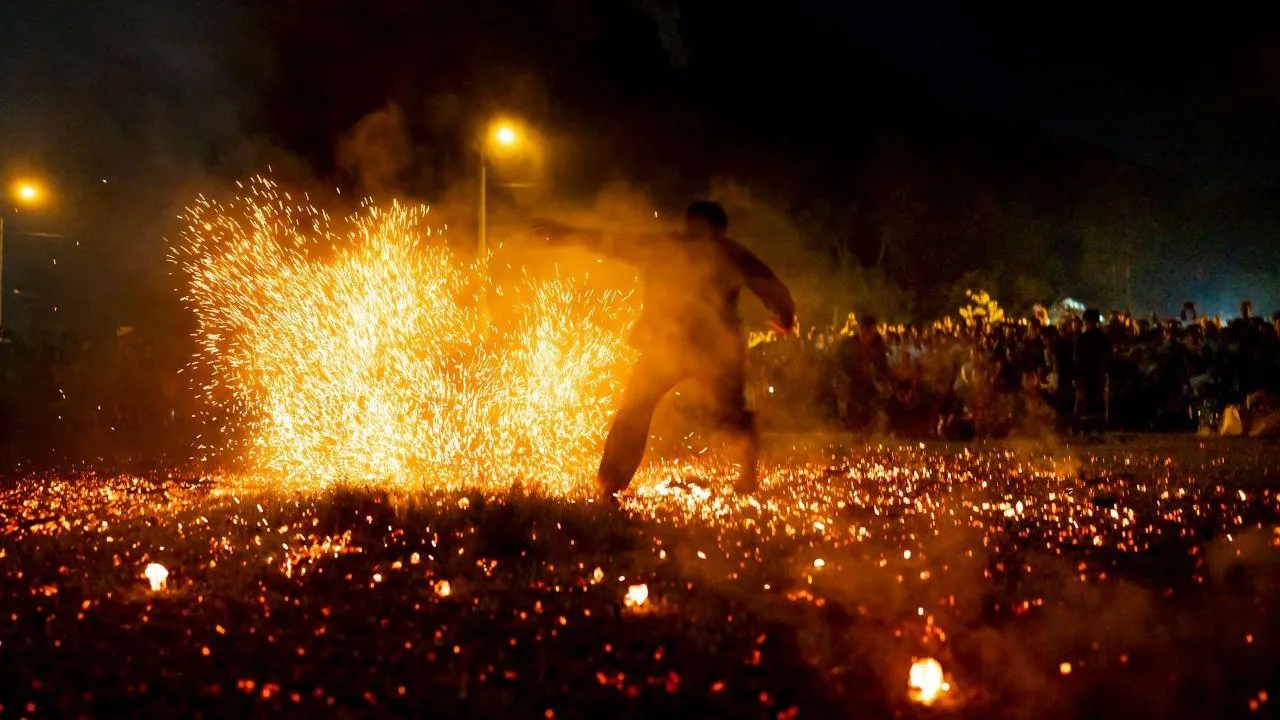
[631,346,752,432]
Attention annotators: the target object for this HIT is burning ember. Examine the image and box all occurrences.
[172,177,634,491]
[143,562,169,592]
[908,657,948,706]
[624,583,649,608]
[1,439,1276,717]
[434,579,452,598]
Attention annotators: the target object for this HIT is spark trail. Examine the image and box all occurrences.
[172,177,635,492]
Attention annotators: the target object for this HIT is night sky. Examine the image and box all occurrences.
[838,4,1280,190]
[2,0,1278,325]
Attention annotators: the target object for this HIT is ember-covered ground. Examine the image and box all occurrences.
[2,436,1278,719]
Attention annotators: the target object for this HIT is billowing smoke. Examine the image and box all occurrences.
[337,104,413,197]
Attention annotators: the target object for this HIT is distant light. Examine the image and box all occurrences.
[495,126,517,146]
[12,179,45,206]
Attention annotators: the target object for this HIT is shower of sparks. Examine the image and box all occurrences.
[171,176,635,491]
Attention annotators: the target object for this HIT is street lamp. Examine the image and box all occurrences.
[1,177,52,328]
[16,183,40,204]
[479,121,523,269]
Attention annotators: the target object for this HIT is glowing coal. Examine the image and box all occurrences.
[143,562,169,592]
[908,657,948,705]
[625,583,649,608]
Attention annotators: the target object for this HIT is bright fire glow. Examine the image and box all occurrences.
[172,176,634,492]
[494,125,517,146]
[435,579,452,598]
[144,562,169,592]
[625,583,649,608]
[908,657,947,705]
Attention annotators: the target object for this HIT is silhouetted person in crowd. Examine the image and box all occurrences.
[834,315,890,432]
[533,201,796,499]
[1074,309,1112,435]
[1052,317,1078,430]
[1180,301,1197,324]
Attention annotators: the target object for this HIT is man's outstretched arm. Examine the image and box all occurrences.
[530,218,651,264]
[726,241,796,333]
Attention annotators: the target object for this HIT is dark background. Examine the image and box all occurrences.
[2,0,1278,336]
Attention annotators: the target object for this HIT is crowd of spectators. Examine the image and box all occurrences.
[748,298,1280,439]
[4,295,1280,468]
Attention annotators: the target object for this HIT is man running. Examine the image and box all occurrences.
[533,201,796,499]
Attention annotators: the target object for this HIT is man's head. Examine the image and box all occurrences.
[684,200,728,241]
[1084,309,1102,328]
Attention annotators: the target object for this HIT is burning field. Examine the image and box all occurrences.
[1,183,1278,718]
[1,439,1278,717]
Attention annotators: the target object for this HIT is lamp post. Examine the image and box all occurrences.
[1,179,49,328]
[479,122,519,271]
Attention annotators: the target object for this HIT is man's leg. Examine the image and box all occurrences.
[710,360,759,493]
[598,354,682,496]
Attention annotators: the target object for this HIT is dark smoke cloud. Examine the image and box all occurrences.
[337,104,413,197]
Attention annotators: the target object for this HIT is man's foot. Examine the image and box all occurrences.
[595,472,627,506]
[596,486,622,507]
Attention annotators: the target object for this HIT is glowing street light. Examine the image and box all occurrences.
[494,125,518,147]
[14,182,41,205]
[2,176,55,328]
[479,119,530,270]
